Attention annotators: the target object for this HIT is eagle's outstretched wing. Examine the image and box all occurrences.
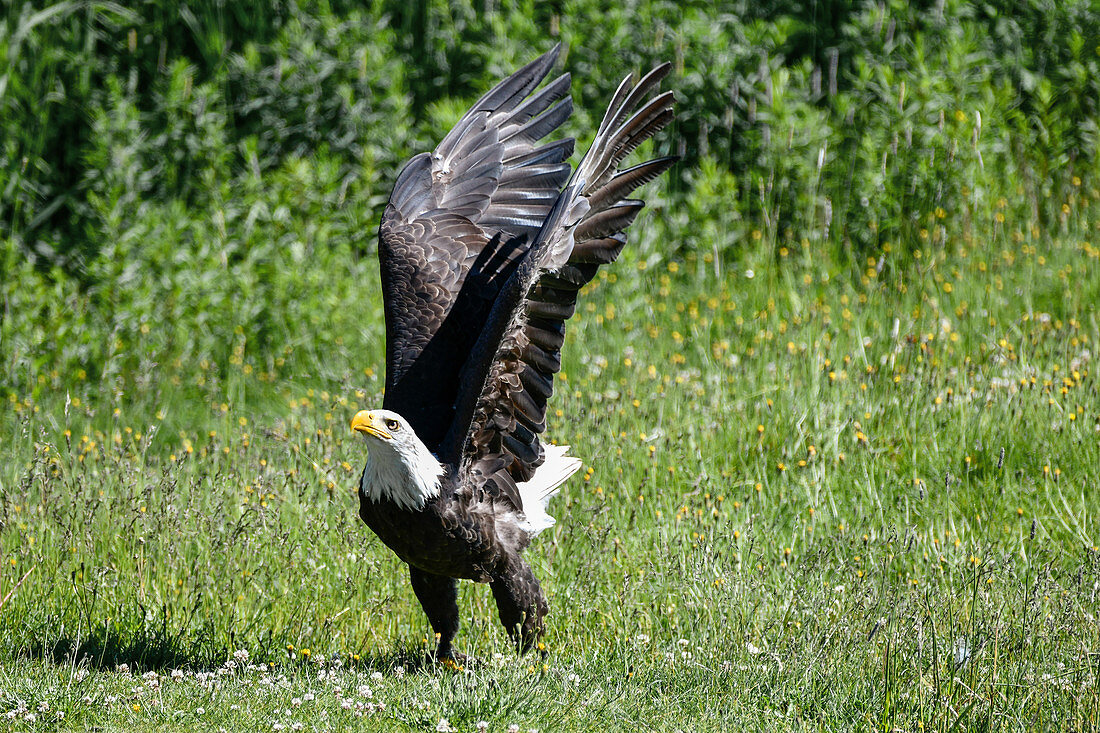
[379,45,574,449]
[440,65,677,503]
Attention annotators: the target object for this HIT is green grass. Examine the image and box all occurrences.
[5,1,1100,729]
[3,198,1099,730]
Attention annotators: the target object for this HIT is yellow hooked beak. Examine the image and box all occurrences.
[350,410,392,441]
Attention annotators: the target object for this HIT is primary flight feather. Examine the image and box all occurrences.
[352,44,676,661]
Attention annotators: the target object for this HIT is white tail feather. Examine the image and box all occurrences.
[517,443,580,535]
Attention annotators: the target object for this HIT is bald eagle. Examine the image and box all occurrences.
[351,44,676,661]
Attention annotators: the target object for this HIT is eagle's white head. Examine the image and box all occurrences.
[351,409,444,511]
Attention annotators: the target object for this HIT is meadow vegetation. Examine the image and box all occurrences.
[2,0,1099,730]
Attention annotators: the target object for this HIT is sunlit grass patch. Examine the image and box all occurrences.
[3,193,1099,728]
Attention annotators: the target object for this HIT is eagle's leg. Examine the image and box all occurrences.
[490,555,548,654]
[408,566,462,662]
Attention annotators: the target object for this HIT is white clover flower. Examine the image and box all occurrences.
[23,713,37,723]
[117,663,130,673]
[303,692,315,702]
[476,722,490,731]
[291,698,301,708]
[56,711,65,720]
[234,649,250,662]
[436,718,455,732]
[196,708,205,716]
[81,696,93,705]
[38,701,49,712]
[291,724,304,732]
[171,669,184,680]
[508,725,520,733]
[357,684,372,698]
[370,671,383,681]
[272,724,284,731]
[394,665,405,678]
[230,705,240,712]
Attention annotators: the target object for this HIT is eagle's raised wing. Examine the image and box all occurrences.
[440,65,677,505]
[380,45,574,449]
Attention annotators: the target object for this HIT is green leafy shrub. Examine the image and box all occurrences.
[3,0,1100,403]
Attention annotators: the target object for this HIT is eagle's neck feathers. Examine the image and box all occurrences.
[360,431,444,511]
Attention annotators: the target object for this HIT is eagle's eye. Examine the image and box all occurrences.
[384,418,400,432]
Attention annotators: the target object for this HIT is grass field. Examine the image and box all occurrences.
[4,2,1100,728]
[3,189,1099,731]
